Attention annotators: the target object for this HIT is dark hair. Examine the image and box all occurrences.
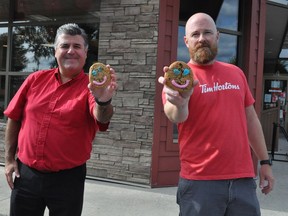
[54,23,88,50]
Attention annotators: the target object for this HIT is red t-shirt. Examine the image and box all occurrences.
[163,61,256,180]
[4,68,109,171]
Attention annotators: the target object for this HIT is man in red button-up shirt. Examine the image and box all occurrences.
[4,23,117,216]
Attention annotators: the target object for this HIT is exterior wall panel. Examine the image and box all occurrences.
[242,0,267,174]
[151,0,180,187]
[243,0,266,115]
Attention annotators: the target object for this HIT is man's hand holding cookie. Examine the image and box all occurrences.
[158,61,198,107]
[88,63,117,104]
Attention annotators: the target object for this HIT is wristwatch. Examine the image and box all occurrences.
[260,159,272,166]
[95,98,112,106]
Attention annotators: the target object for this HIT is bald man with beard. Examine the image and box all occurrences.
[158,13,274,216]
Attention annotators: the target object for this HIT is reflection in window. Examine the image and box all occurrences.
[217,33,238,64]
[0,76,5,118]
[12,26,56,72]
[0,0,9,23]
[177,25,189,63]
[0,27,8,71]
[280,49,288,59]
[268,0,288,6]
[9,76,27,100]
[276,60,288,74]
[216,0,239,31]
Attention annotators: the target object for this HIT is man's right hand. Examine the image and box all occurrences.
[5,159,20,189]
[158,66,198,123]
[158,66,198,107]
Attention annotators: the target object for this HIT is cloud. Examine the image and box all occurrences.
[217,33,237,62]
[216,0,238,30]
[220,0,238,16]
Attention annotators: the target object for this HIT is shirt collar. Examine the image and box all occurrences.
[54,68,86,83]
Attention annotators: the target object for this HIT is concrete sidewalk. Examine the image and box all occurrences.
[1,133,288,216]
[0,165,179,216]
[1,160,288,216]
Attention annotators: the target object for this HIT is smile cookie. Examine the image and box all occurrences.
[89,62,111,88]
[164,61,193,92]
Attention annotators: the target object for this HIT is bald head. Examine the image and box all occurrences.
[185,13,217,36]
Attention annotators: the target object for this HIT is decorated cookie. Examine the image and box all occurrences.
[164,61,193,92]
[89,62,111,88]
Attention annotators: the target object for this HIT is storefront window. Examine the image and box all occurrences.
[0,28,7,71]
[0,76,5,118]
[177,25,189,63]
[0,0,9,24]
[218,33,238,64]
[216,0,239,31]
[0,0,101,120]
[280,49,288,59]
[9,75,27,101]
[11,25,56,72]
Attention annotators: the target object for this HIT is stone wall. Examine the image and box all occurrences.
[86,0,160,185]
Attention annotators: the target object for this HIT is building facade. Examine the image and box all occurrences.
[0,0,285,187]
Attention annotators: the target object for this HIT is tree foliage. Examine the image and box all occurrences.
[12,26,56,71]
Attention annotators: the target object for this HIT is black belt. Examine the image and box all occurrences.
[18,159,85,174]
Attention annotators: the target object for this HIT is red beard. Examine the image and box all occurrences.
[190,41,218,64]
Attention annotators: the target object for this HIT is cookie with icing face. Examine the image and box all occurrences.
[164,61,193,92]
[89,62,111,88]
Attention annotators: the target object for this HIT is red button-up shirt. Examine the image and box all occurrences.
[4,68,109,171]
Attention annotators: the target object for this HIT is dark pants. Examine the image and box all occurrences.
[10,160,86,216]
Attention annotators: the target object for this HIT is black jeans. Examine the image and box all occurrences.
[10,160,86,216]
